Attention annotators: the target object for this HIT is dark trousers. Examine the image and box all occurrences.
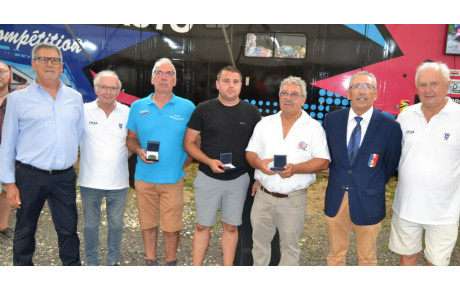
[13,163,81,266]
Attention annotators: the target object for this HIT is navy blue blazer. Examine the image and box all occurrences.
[323,108,402,225]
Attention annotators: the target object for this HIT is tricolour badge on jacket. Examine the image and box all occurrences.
[367,153,379,168]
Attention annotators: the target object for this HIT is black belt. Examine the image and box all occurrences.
[260,185,288,198]
[16,161,73,175]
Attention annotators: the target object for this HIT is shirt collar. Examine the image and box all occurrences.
[349,107,374,124]
[147,93,177,105]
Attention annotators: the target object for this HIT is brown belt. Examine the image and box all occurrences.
[260,185,288,198]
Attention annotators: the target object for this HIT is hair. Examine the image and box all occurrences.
[0,61,11,92]
[93,70,122,89]
[279,76,307,97]
[152,58,176,76]
[217,66,242,81]
[31,43,63,61]
[348,71,377,88]
[415,61,451,86]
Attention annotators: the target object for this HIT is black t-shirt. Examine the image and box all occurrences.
[187,98,261,180]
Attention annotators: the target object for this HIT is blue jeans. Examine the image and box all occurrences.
[80,187,128,266]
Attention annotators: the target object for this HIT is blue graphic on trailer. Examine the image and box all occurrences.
[0,24,158,102]
[344,24,386,47]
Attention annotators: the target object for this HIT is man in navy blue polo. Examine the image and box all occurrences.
[126,58,195,266]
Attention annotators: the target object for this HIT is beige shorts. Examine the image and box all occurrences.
[389,212,458,266]
[134,179,184,232]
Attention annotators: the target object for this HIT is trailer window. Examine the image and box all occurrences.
[245,33,306,59]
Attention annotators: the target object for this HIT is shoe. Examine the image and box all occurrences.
[144,258,159,266]
[0,227,13,239]
[165,259,177,266]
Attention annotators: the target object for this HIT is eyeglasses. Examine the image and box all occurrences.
[0,70,9,76]
[96,85,120,92]
[280,91,304,100]
[153,70,175,77]
[349,83,375,91]
[34,57,62,65]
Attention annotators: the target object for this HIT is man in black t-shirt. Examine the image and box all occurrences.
[184,66,261,266]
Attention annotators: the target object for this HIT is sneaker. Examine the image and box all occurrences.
[144,258,159,266]
[0,227,13,239]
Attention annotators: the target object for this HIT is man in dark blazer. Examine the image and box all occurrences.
[322,71,402,266]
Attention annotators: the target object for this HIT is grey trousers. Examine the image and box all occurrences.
[250,188,307,266]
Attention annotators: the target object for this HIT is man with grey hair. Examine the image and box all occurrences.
[126,58,195,266]
[323,70,402,266]
[0,43,84,265]
[389,62,460,266]
[78,70,131,266]
[246,76,330,265]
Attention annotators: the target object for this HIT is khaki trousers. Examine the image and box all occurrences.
[326,191,381,266]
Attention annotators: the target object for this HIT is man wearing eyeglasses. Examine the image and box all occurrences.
[323,71,402,266]
[184,66,261,266]
[126,58,195,266]
[389,62,460,266]
[0,43,84,265]
[78,70,130,266]
[246,76,330,265]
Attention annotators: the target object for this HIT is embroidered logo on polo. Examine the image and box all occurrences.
[298,141,308,151]
[140,110,149,116]
[119,123,123,129]
[406,130,415,134]
[89,121,98,125]
[444,133,451,141]
[170,114,184,121]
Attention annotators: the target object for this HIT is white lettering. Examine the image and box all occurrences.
[0,28,82,53]
[170,24,193,33]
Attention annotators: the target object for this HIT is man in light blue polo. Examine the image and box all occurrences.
[126,58,195,266]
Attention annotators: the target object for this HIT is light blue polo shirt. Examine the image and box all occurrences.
[126,93,195,184]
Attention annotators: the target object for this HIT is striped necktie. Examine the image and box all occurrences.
[347,116,363,164]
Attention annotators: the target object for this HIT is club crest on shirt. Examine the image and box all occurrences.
[119,123,123,129]
[140,110,149,116]
[406,130,415,134]
[444,133,451,141]
[298,141,308,151]
[89,121,98,125]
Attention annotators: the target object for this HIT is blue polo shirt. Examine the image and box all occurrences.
[126,93,195,184]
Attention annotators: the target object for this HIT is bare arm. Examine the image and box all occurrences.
[6,183,21,209]
[183,128,224,173]
[245,151,275,175]
[126,129,154,164]
[277,158,329,179]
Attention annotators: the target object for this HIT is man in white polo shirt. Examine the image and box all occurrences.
[246,76,330,265]
[78,70,131,266]
[389,61,460,266]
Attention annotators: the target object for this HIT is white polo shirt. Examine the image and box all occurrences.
[392,98,460,225]
[246,110,330,194]
[78,100,130,190]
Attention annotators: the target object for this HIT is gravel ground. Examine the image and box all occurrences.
[1,171,459,266]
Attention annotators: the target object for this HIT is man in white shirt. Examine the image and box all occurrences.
[246,76,330,265]
[389,62,460,266]
[78,70,131,266]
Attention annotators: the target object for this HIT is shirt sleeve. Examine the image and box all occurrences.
[311,122,331,161]
[186,104,202,132]
[0,95,19,183]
